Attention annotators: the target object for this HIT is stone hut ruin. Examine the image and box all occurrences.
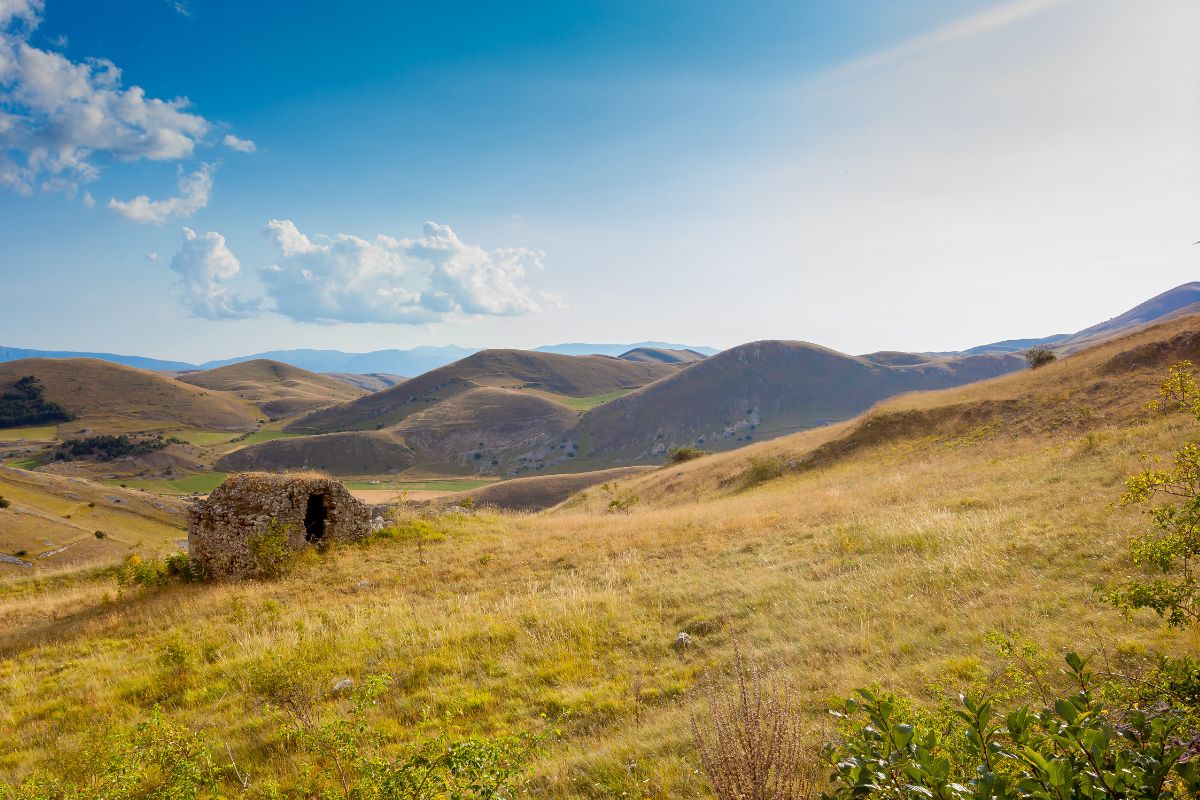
[187,472,371,579]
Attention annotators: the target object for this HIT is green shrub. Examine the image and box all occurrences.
[115,553,170,589]
[1,710,220,799]
[742,456,785,487]
[93,529,106,539]
[1108,361,1200,627]
[1024,346,1057,369]
[0,495,9,509]
[166,552,206,582]
[668,446,709,464]
[822,653,1200,800]
[600,482,639,514]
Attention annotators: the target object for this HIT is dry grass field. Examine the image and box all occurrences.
[2,316,1199,795]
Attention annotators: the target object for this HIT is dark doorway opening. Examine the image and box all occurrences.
[303,494,327,543]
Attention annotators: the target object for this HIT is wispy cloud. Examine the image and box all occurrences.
[827,0,1076,80]
[108,163,213,224]
[222,133,256,153]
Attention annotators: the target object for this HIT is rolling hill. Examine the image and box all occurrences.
[574,342,1024,462]
[176,359,367,419]
[0,358,257,434]
[325,373,407,392]
[618,347,708,364]
[287,349,680,434]
[220,387,581,475]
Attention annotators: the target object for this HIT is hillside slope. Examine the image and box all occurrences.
[575,341,1023,461]
[177,359,366,419]
[326,373,407,392]
[289,349,678,433]
[0,466,186,571]
[4,312,1195,797]
[586,311,1200,510]
[221,387,581,475]
[0,358,256,433]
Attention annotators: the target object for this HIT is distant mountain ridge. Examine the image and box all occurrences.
[535,341,719,357]
[948,282,1200,355]
[0,342,718,376]
[0,346,194,372]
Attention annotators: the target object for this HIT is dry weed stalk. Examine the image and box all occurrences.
[690,644,819,800]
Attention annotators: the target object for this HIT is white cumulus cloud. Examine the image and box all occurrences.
[222,133,255,153]
[107,162,212,223]
[0,2,248,196]
[259,220,544,324]
[169,227,257,319]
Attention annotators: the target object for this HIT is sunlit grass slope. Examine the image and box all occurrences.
[2,315,1200,795]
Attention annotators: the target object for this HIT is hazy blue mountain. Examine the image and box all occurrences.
[197,346,479,375]
[0,346,195,372]
[535,341,719,357]
[936,281,1200,357]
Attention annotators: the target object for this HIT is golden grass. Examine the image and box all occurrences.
[1,405,1195,794]
[2,319,1200,795]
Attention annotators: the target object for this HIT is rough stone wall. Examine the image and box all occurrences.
[187,473,371,579]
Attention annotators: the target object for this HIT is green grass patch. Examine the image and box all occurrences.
[221,429,299,450]
[534,388,635,411]
[100,472,228,495]
[3,456,42,470]
[0,425,57,442]
[169,429,242,446]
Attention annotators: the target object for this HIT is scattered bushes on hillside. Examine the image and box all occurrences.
[0,375,72,428]
[742,455,786,487]
[1108,360,1200,628]
[1024,346,1057,369]
[115,552,205,589]
[668,446,710,464]
[54,433,175,462]
[600,482,640,513]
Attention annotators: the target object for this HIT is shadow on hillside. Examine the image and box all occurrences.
[0,582,197,657]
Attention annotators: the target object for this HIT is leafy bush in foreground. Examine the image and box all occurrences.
[822,653,1200,799]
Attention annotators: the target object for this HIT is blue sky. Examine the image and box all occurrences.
[1,0,1197,362]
